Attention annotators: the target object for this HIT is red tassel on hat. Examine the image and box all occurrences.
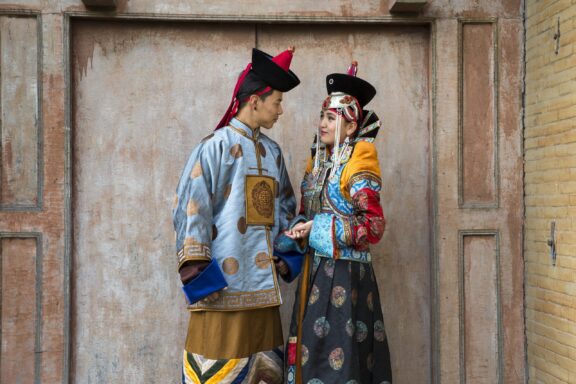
[347,60,358,77]
[215,63,252,129]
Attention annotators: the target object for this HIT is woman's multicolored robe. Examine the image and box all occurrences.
[286,132,393,383]
[305,140,385,262]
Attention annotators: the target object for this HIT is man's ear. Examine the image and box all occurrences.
[248,94,259,109]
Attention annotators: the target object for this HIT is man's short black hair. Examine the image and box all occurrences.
[237,71,274,109]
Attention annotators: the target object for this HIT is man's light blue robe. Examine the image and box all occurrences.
[173,118,301,311]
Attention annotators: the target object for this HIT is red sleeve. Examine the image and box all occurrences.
[350,187,386,251]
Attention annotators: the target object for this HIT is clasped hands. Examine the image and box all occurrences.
[284,220,313,240]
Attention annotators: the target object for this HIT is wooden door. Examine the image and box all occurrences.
[70,20,431,383]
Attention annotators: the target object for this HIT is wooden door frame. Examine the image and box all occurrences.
[63,13,438,384]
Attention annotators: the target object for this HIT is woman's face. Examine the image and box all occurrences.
[318,109,356,147]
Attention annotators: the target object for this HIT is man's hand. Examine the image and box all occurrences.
[273,256,289,276]
[202,290,222,303]
[179,261,209,285]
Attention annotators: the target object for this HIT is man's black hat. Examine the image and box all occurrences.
[252,48,300,92]
[216,47,300,129]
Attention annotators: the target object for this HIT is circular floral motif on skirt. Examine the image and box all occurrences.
[345,319,355,337]
[367,292,374,311]
[355,321,368,342]
[301,344,309,366]
[374,320,386,342]
[309,285,320,305]
[367,353,374,371]
[307,380,323,384]
[313,317,331,338]
[330,286,347,308]
[323,259,335,278]
[350,288,358,306]
[329,347,345,370]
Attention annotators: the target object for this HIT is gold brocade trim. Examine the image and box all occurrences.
[342,218,354,246]
[187,288,280,311]
[266,226,282,306]
[177,241,211,268]
[227,124,260,143]
[177,255,211,270]
[322,178,350,217]
[346,171,382,193]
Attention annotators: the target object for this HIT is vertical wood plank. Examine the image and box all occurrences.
[1,236,40,384]
[0,16,40,208]
[460,233,501,384]
[459,22,498,208]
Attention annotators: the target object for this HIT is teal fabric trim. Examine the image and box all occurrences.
[309,213,334,258]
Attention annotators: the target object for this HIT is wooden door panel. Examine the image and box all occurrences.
[71,20,256,382]
[72,21,432,383]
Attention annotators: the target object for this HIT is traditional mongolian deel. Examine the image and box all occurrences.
[285,62,393,384]
[173,118,299,310]
[173,46,303,384]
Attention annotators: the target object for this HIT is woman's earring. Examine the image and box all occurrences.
[344,136,350,144]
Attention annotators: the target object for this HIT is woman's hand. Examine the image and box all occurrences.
[285,220,313,240]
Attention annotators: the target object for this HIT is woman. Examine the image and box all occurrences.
[284,62,392,384]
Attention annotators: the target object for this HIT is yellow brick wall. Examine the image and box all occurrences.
[525,1,576,383]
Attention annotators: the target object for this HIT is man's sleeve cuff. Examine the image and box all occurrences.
[274,251,304,283]
[182,258,228,305]
[177,243,212,270]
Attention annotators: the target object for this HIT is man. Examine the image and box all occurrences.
[172,47,303,384]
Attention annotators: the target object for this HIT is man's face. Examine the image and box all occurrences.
[255,90,284,129]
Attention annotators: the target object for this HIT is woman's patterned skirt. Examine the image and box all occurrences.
[286,255,393,384]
